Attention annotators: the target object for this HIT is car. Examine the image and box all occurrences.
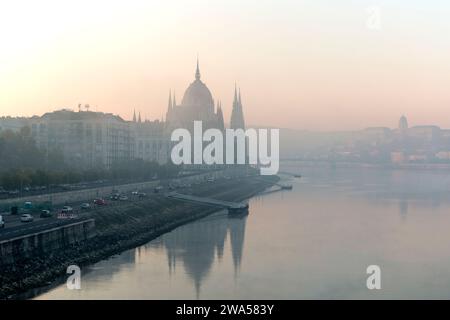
[131,191,139,195]
[10,206,18,215]
[154,186,164,193]
[80,203,91,210]
[110,194,120,201]
[0,215,4,228]
[24,201,33,209]
[61,206,73,213]
[138,192,147,198]
[94,198,107,206]
[119,195,128,201]
[20,214,33,222]
[40,210,52,218]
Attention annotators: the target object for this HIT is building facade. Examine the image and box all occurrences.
[165,59,229,133]
[30,109,134,169]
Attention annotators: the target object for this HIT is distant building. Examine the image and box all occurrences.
[132,118,169,164]
[360,127,392,146]
[165,59,246,167]
[4,59,247,170]
[435,151,450,160]
[0,116,30,133]
[399,115,408,133]
[30,109,134,169]
[408,125,441,142]
[166,59,226,132]
[391,151,405,164]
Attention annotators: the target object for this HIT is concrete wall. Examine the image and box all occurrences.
[0,219,95,265]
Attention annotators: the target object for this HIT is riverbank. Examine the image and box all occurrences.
[281,159,450,172]
[0,174,279,299]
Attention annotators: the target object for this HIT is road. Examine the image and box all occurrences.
[0,180,190,240]
[0,217,92,242]
[0,174,249,241]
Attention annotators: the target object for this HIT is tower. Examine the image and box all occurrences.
[229,85,247,164]
[217,101,225,132]
[230,85,245,130]
[166,90,173,123]
[399,115,408,133]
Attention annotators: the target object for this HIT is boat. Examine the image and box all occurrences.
[280,184,293,190]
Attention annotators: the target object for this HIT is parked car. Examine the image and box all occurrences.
[138,192,147,198]
[20,214,34,223]
[80,203,91,210]
[61,206,73,214]
[40,210,52,218]
[94,198,107,206]
[0,215,4,228]
[119,195,129,201]
[131,190,139,195]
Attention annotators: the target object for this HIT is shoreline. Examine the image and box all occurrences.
[0,174,279,299]
[281,160,450,172]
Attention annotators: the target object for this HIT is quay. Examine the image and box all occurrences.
[166,192,249,215]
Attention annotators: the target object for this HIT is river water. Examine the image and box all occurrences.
[34,165,450,299]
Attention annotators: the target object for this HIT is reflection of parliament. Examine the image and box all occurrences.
[0,60,246,169]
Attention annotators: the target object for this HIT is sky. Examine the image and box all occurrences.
[1,0,450,131]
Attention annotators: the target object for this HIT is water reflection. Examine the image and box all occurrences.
[399,198,408,220]
[35,166,450,299]
[151,211,247,298]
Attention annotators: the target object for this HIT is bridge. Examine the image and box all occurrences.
[166,192,249,215]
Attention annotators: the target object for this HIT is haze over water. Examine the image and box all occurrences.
[35,163,450,299]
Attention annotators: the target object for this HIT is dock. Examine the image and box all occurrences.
[166,192,249,215]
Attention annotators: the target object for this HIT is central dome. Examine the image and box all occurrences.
[181,79,214,110]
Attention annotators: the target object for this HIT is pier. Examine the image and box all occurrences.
[255,177,293,190]
[166,192,249,215]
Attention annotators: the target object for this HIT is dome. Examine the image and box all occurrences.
[181,79,214,110]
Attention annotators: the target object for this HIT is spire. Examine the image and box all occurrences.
[238,88,242,109]
[195,56,201,80]
[168,90,172,110]
[230,86,245,130]
[173,91,176,107]
[138,111,142,123]
[217,100,225,131]
[133,109,136,122]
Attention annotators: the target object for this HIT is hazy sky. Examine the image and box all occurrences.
[1,0,450,131]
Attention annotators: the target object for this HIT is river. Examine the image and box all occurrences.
[34,164,450,299]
